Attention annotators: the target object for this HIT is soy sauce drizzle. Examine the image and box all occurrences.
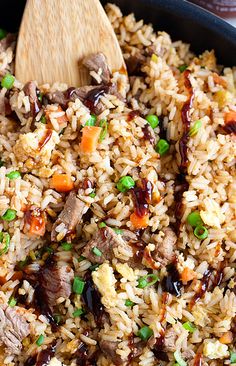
[38,129,53,151]
[190,268,211,309]
[223,120,236,135]
[35,341,56,366]
[131,178,153,217]
[83,85,109,114]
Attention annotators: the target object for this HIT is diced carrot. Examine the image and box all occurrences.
[219,331,233,344]
[225,110,236,123]
[29,215,46,236]
[212,72,227,88]
[80,126,102,154]
[11,271,23,281]
[45,106,68,125]
[180,267,196,283]
[130,212,149,229]
[51,174,74,192]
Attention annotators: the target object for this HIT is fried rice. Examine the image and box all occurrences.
[0,3,235,366]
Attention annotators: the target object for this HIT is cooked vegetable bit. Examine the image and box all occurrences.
[137,274,159,288]
[178,64,187,73]
[112,228,123,235]
[40,115,47,124]
[137,326,153,341]
[80,126,102,153]
[98,222,106,229]
[51,174,74,192]
[155,139,170,156]
[183,321,196,333]
[85,114,97,126]
[78,255,86,262]
[8,297,17,307]
[1,73,15,89]
[0,28,7,40]
[99,119,108,141]
[6,171,21,180]
[89,191,96,198]
[36,334,44,346]
[174,350,187,366]
[92,247,102,257]
[73,308,85,317]
[230,352,236,363]
[0,232,10,256]
[89,264,100,271]
[189,120,202,136]
[125,299,134,307]
[73,276,85,294]
[117,176,135,192]
[1,209,17,221]
[187,211,203,227]
[145,114,159,129]
[194,225,208,240]
[61,242,73,251]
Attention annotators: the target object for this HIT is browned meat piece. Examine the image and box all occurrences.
[41,265,74,308]
[23,81,41,117]
[83,53,111,84]
[0,33,16,53]
[142,124,156,145]
[0,304,30,355]
[82,226,128,264]
[164,328,178,352]
[51,191,88,241]
[99,340,125,366]
[182,349,195,361]
[153,228,177,266]
[125,52,145,75]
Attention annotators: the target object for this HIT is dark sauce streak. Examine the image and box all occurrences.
[131,178,153,217]
[24,355,37,366]
[193,353,202,366]
[127,110,140,121]
[83,85,109,114]
[223,120,236,135]
[76,343,89,366]
[161,264,183,297]
[158,116,167,140]
[38,129,53,151]
[152,333,169,362]
[179,70,194,172]
[34,283,57,331]
[130,240,146,264]
[142,124,155,144]
[128,334,135,363]
[35,341,56,366]
[82,273,105,327]
[81,178,94,190]
[190,268,212,308]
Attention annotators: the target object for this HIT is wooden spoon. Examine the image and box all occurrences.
[15,0,125,86]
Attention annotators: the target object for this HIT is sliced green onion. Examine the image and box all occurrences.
[182,321,196,333]
[0,29,7,40]
[99,119,108,141]
[8,296,17,307]
[137,274,159,289]
[89,191,96,198]
[72,276,85,294]
[174,350,187,366]
[18,258,28,270]
[189,120,202,137]
[89,264,100,271]
[187,211,203,227]
[73,308,85,317]
[155,139,170,156]
[1,209,16,221]
[230,352,236,363]
[194,225,208,240]
[125,299,134,307]
[6,171,21,180]
[0,160,4,167]
[36,334,44,346]
[137,326,153,341]
[45,246,53,254]
[178,64,187,73]
[92,247,102,257]
[61,242,72,251]
[38,93,43,103]
[85,114,96,126]
[112,228,123,235]
[0,232,10,256]
[117,176,135,193]
[53,314,61,325]
[98,222,106,229]
[40,115,47,124]
[1,73,15,89]
[78,255,85,262]
[145,114,159,129]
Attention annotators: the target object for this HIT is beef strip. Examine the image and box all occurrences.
[125,52,145,76]
[23,81,41,117]
[0,304,30,355]
[51,191,88,241]
[0,33,16,53]
[153,228,177,266]
[163,328,178,352]
[99,340,124,366]
[41,265,74,308]
[83,53,111,84]
[82,227,132,264]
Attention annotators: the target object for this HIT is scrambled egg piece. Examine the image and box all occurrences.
[203,340,228,359]
[13,125,59,169]
[115,263,135,281]
[200,199,225,228]
[92,263,117,308]
[48,357,62,366]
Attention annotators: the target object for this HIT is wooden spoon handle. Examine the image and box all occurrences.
[15,0,125,86]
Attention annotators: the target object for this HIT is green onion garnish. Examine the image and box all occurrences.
[174,350,187,366]
[6,171,21,180]
[72,276,85,294]
[1,209,16,222]
[98,222,106,229]
[1,73,15,89]
[99,119,108,141]
[36,334,44,346]
[53,314,61,324]
[189,120,202,137]
[137,274,159,289]
[0,232,10,256]
[125,299,134,307]
[0,29,7,40]
[182,321,196,333]
[137,326,153,341]
[117,176,135,193]
[8,296,17,307]
[40,115,47,124]
[89,264,100,271]
[0,160,4,167]
[85,114,97,126]
[61,242,73,251]
[92,247,102,257]
[78,255,86,262]
[112,228,123,235]
[73,308,85,317]
[194,225,208,240]
[187,211,203,227]
[145,114,159,129]
[178,64,187,73]
[38,93,43,103]
[230,352,236,363]
[89,191,96,198]
[155,139,170,156]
